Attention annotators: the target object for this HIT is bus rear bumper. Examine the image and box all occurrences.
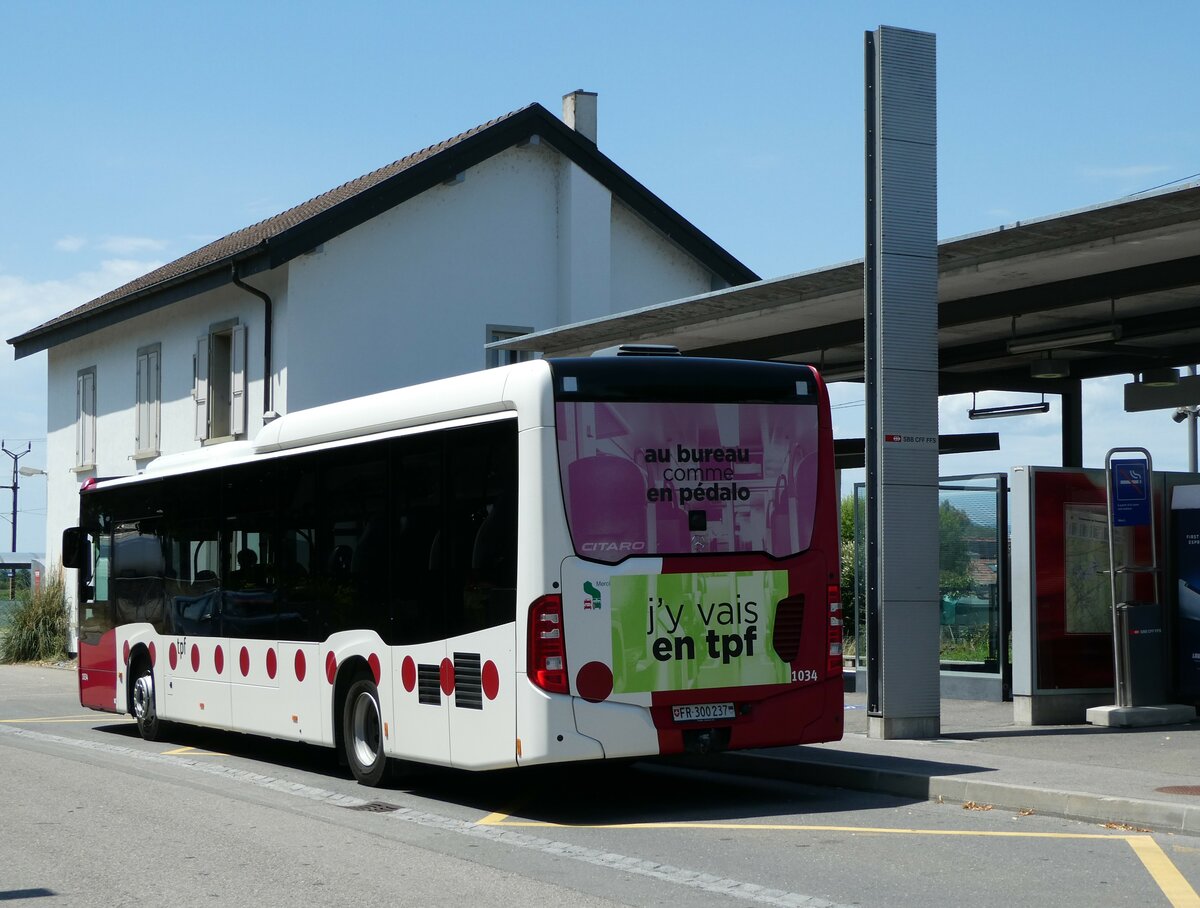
[569,679,843,760]
[655,679,844,755]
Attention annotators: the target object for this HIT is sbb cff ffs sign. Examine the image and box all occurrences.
[1111,459,1151,527]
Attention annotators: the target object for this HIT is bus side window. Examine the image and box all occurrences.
[446,420,518,636]
[93,535,110,604]
[111,523,169,634]
[392,439,443,646]
[158,471,222,636]
[219,465,279,640]
[78,534,113,643]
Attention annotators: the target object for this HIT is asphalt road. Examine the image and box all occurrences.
[2,664,1197,907]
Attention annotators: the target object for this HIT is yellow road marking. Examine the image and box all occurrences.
[1127,835,1200,907]
[483,817,1118,839]
[160,746,226,756]
[479,815,1198,904]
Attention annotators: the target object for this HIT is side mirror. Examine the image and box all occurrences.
[62,527,93,582]
[61,527,83,569]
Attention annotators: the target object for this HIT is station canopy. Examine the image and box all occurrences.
[497,184,1200,399]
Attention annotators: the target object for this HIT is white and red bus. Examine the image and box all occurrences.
[63,350,842,785]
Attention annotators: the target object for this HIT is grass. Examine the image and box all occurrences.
[939,625,1012,665]
[845,628,1011,667]
[0,570,68,664]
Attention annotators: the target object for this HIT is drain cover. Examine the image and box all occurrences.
[1155,786,1200,796]
[345,801,402,812]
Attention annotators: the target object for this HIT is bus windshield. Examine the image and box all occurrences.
[556,400,819,563]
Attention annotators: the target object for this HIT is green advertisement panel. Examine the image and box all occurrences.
[609,570,790,694]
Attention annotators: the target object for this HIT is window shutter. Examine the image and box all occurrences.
[195,334,209,441]
[76,373,84,465]
[231,324,247,436]
[136,351,148,452]
[149,347,160,452]
[137,347,160,454]
[84,371,95,465]
[77,370,95,467]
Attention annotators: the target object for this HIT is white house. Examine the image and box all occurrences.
[7,92,758,576]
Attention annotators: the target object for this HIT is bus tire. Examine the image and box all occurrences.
[343,677,388,786]
[131,658,166,742]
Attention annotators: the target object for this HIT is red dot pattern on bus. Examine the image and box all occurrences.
[144,641,499,705]
[575,661,613,703]
[482,660,499,700]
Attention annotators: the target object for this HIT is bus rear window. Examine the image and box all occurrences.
[556,401,819,563]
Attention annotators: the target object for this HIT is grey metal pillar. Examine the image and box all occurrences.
[864,26,940,739]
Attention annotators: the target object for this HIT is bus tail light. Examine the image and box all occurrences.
[827,583,843,677]
[527,594,569,694]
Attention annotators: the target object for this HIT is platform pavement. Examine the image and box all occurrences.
[689,690,1200,835]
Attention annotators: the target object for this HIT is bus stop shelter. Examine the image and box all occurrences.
[493,182,1200,463]
[492,181,1200,728]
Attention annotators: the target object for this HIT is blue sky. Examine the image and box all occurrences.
[3,2,1199,550]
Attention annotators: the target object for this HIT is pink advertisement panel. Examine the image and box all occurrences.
[556,401,819,563]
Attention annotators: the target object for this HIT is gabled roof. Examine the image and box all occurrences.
[9,102,758,359]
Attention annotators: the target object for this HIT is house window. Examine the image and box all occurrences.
[76,366,96,469]
[194,321,247,442]
[135,343,161,457]
[486,325,535,369]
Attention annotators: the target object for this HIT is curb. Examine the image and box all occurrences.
[674,751,1200,836]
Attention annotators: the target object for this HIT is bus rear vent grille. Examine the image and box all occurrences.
[772,594,805,663]
[454,652,483,710]
[418,664,441,706]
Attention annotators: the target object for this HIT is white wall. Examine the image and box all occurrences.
[610,198,720,309]
[557,156,611,325]
[286,144,723,409]
[286,145,562,408]
[43,273,287,571]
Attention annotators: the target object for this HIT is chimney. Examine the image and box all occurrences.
[562,90,598,144]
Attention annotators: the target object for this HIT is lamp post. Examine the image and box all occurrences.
[2,441,32,553]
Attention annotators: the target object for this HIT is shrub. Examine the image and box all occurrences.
[0,570,68,664]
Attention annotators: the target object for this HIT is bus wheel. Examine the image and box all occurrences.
[131,660,164,741]
[343,678,388,786]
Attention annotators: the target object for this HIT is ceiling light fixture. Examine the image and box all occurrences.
[967,392,1051,420]
[1006,325,1121,355]
[1030,354,1070,379]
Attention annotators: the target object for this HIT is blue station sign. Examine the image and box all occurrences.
[1111,458,1151,527]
